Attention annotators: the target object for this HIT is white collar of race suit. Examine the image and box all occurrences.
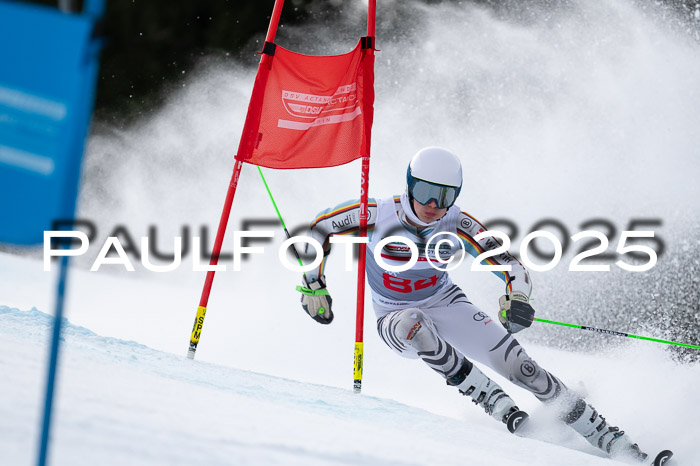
[399,192,440,229]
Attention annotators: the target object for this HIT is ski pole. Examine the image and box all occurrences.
[257,167,336,323]
[257,166,304,267]
[258,165,336,317]
[533,318,700,350]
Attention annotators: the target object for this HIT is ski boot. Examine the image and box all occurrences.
[563,399,661,463]
[447,359,528,433]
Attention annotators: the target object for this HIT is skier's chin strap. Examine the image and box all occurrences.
[399,192,440,230]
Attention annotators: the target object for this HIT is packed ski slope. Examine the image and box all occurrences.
[0,303,612,466]
[1,253,698,465]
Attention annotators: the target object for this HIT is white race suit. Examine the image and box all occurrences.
[306,193,567,403]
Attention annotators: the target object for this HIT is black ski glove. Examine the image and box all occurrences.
[498,291,535,333]
[296,275,334,324]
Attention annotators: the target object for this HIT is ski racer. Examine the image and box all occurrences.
[297,147,653,462]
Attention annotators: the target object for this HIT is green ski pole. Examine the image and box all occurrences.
[257,166,304,267]
[534,318,700,350]
[257,166,329,317]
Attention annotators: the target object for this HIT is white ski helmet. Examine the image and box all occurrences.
[406,147,463,209]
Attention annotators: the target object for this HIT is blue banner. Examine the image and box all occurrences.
[0,0,104,245]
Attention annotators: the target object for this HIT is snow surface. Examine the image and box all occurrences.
[2,0,699,464]
[0,303,622,466]
[1,252,698,465]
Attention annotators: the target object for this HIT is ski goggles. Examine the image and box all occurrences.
[408,178,460,209]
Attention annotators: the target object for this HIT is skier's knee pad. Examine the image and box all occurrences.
[379,308,439,357]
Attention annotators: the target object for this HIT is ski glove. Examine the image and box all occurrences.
[498,291,535,334]
[296,275,334,325]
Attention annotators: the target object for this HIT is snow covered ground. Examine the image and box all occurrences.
[1,252,698,465]
[0,303,621,466]
[2,0,699,464]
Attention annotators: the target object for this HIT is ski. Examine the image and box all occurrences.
[505,412,672,465]
[506,409,529,434]
[650,450,673,466]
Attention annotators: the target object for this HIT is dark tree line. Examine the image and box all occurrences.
[95,1,338,121]
[25,0,336,121]
[21,0,700,122]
